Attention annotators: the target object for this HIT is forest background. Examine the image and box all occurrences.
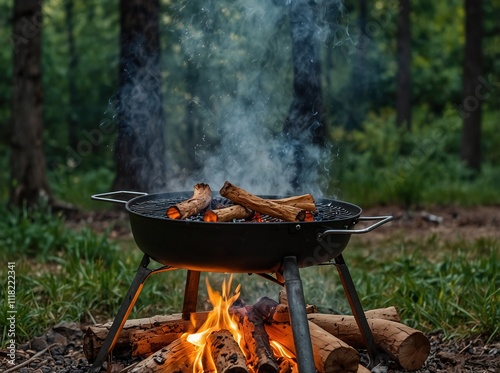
[0,0,499,207]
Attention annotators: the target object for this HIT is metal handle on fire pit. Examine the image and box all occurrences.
[91,191,148,204]
[317,215,393,240]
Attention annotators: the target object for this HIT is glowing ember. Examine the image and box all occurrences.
[185,276,243,372]
[251,212,263,222]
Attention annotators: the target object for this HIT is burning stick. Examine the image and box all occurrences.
[219,181,313,222]
[207,329,248,373]
[166,183,212,219]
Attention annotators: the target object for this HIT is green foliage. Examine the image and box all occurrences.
[49,165,115,210]
[330,109,500,207]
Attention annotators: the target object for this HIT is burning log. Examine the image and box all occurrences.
[207,329,248,373]
[265,322,359,373]
[130,323,187,357]
[307,314,430,371]
[204,205,254,222]
[235,306,279,373]
[166,183,212,219]
[220,181,313,222]
[83,313,208,361]
[129,337,196,373]
[205,194,316,222]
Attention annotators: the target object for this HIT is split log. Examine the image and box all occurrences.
[207,329,248,373]
[83,313,208,361]
[166,183,212,219]
[307,315,430,371]
[129,337,196,373]
[220,181,313,222]
[265,322,359,373]
[236,306,279,373]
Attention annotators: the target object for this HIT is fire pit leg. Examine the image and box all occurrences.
[88,255,176,373]
[283,256,316,373]
[334,254,380,368]
[182,270,201,320]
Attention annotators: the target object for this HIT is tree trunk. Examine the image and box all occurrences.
[347,0,368,131]
[65,0,79,150]
[9,0,52,207]
[113,0,166,192]
[396,0,412,131]
[460,0,483,171]
[284,0,326,192]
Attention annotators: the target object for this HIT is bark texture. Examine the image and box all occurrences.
[9,0,52,207]
[396,0,412,130]
[460,0,483,171]
[113,0,166,192]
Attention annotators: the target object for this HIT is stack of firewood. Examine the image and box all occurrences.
[84,292,430,372]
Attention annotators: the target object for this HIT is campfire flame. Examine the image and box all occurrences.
[270,340,294,359]
[185,276,243,372]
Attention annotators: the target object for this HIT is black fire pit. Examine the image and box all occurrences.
[88,191,392,373]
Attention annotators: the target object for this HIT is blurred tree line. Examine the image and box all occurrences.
[0,0,499,206]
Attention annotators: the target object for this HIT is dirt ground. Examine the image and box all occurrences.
[360,204,500,243]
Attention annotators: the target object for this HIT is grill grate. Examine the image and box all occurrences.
[128,197,356,222]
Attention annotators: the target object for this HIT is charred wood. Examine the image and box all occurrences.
[129,337,196,373]
[207,329,248,373]
[235,305,279,373]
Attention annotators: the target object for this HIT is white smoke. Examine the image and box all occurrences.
[163,0,345,197]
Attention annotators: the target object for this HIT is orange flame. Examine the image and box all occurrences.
[270,340,294,359]
[185,276,243,372]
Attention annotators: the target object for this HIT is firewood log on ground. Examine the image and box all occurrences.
[83,306,430,372]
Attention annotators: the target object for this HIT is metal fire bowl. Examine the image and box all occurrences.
[92,191,392,273]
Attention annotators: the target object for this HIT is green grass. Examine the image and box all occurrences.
[0,206,498,347]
